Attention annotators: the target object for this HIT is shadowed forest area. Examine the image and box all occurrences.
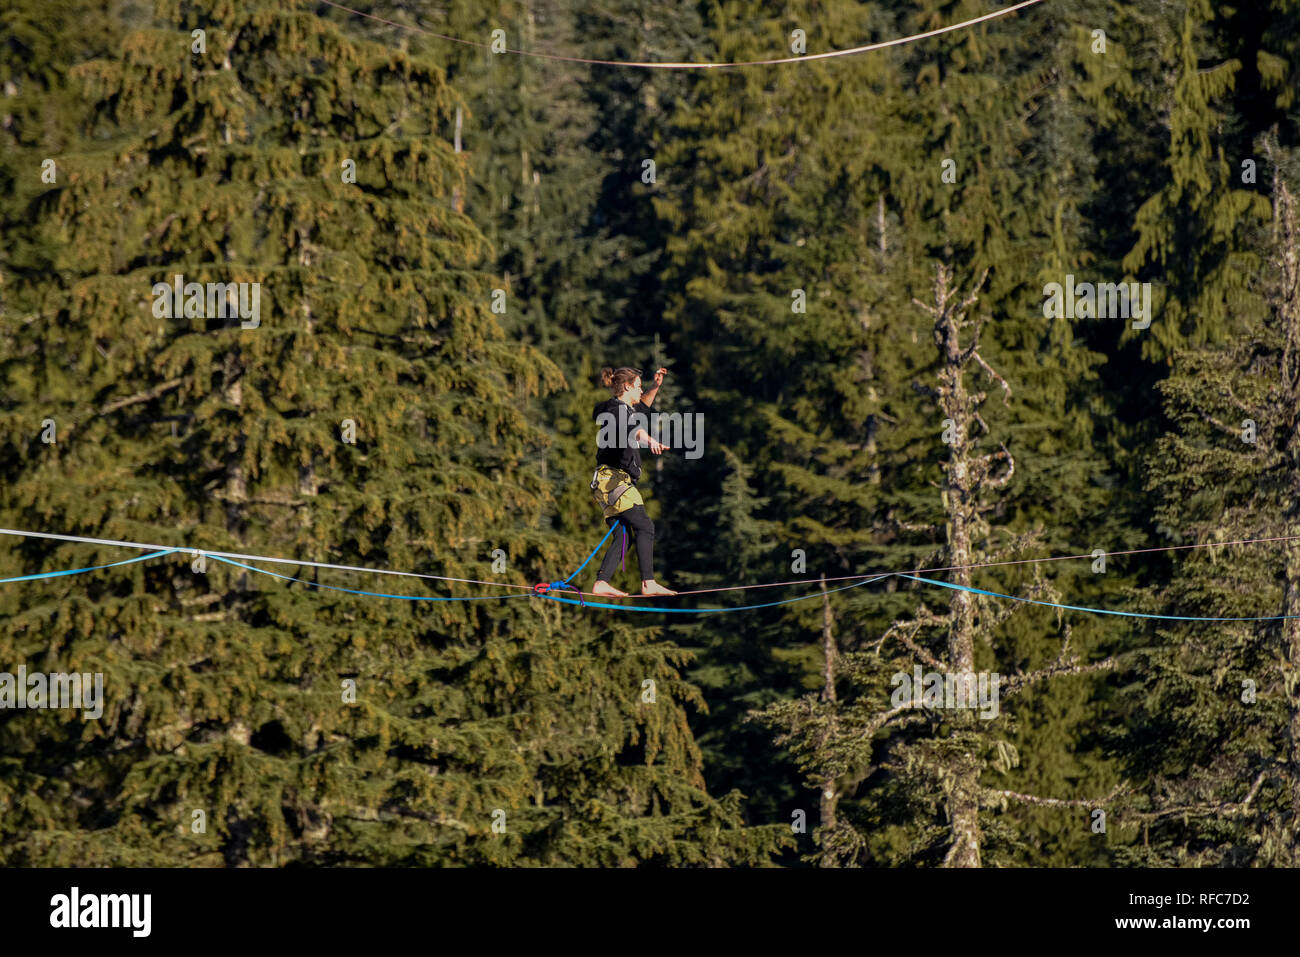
[2,0,1299,868]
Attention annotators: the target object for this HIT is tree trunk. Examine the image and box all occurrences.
[934,267,982,868]
[818,575,838,865]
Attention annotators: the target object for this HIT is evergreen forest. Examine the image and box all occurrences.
[2,0,1299,868]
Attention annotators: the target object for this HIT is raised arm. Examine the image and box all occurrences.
[640,367,668,407]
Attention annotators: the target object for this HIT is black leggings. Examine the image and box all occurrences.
[596,505,656,582]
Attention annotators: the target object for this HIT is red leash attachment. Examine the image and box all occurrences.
[533,580,586,606]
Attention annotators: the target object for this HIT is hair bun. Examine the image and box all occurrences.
[599,367,614,387]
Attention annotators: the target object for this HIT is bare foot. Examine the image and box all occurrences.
[592,580,628,598]
[640,580,678,597]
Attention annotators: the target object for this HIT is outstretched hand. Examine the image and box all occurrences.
[636,428,669,454]
[653,367,667,387]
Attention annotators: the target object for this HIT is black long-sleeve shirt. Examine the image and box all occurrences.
[593,398,652,481]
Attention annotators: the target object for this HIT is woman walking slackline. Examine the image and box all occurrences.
[589,366,677,598]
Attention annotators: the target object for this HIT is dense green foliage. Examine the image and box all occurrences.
[1,0,1298,866]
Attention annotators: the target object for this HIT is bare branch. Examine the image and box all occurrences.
[865,702,922,736]
[970,350,1012,404]
[958,268,990,313]
[1198,410,1245,439]
[146,213,179,243]
[1001,655,1119,700]
[983,445,1015,489]
[1133,770,1271,824]
[911,297,938,318]
[986,782,1127,809]
[97,378,184,416]
[876,613,947,669]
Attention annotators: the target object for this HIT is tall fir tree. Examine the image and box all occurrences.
[756,266,1119,866]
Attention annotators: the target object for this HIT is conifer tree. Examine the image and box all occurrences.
[755,266,1120,866]
[1119,0,1273,358]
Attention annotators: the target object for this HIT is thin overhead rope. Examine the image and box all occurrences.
[316,0,1047,69]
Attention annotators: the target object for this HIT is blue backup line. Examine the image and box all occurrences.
[531,522,619,599]
[901,574,1300,622]
[566,522,617,583]
[542,522,616,592]
[0,548,178,583]
[209,555,532,602]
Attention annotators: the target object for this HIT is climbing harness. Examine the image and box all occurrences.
[589,465,643,518]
